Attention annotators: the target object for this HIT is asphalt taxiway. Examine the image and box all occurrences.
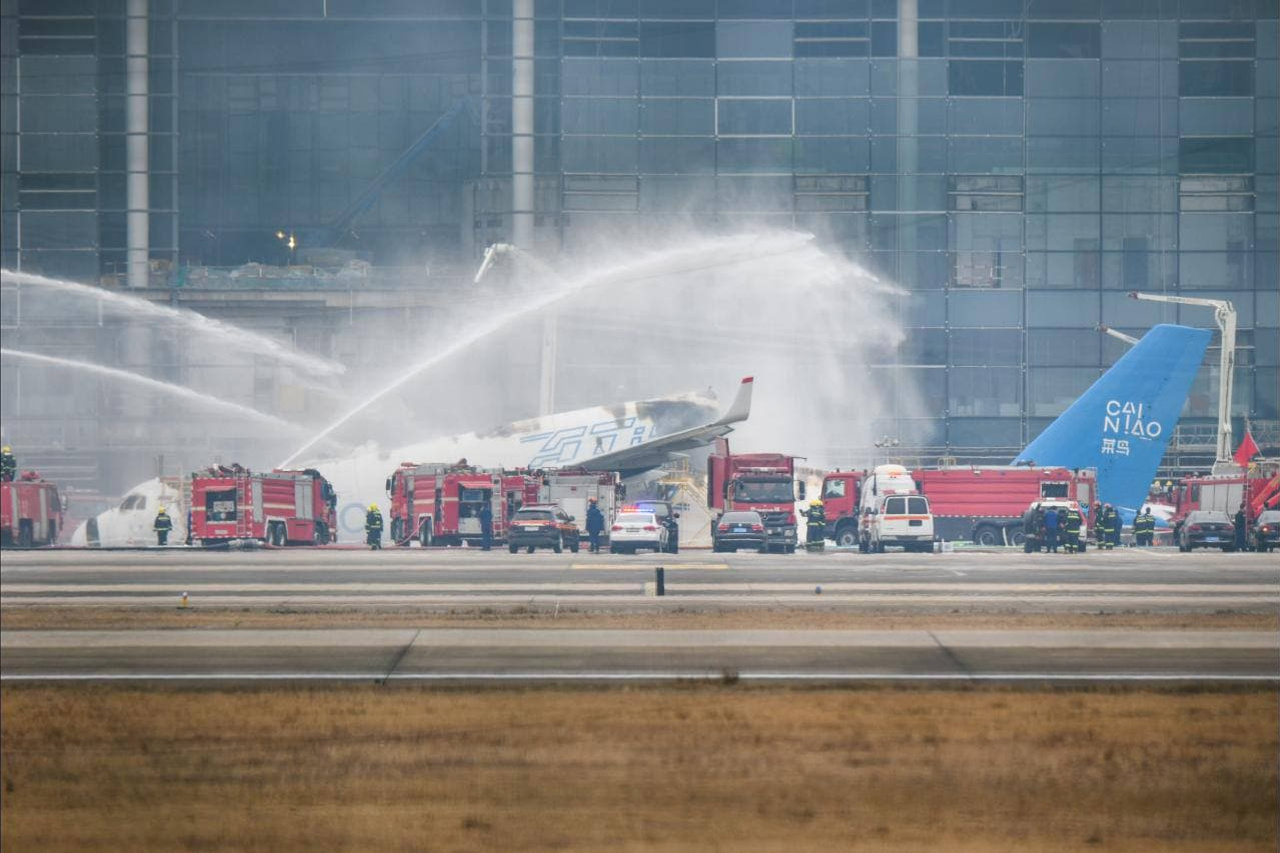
[3,547,1276,683]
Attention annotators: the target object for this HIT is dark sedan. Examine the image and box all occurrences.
[507,505,580,554]
[1177,510,1236,552]
[1248,510,1279,553]
[712,510,768,554]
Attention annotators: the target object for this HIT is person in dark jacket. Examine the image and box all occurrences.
[0,445,15,482]
[365,503,384,550]
[1234,504,1248,552]
[1022,506,1041,553]
[1133,506,1155,547]
[1043,506,1060,553]
[478,501,493,551]
[585,497,605,553]
[153,505,173,546]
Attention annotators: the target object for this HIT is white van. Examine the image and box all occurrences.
[865,493,935,553]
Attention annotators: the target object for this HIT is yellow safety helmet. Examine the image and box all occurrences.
[369,503,379,511]
[1,446,10,453]
[810,499,823,507]
[157,505,166,513]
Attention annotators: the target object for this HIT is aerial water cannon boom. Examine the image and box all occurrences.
[1127,291,1237,474]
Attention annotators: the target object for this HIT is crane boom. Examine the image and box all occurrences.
[1127,291,1237,472]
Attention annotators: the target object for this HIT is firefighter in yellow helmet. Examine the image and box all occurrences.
[0,445,15,482]
[805,498,826,552]
[153,504,173,546]
[365,503,384,550]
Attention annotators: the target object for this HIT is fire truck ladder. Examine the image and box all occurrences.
[1128,291,1238,474]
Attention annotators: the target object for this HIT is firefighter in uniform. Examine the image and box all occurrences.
[0,445,15,482]
[1099,504,1117,550]
[153,505,173,546]
[478,501,493,551]
[1063,504,1082,553]
[1133,506,1155,547]
[365,503,384,550]
[805,499,826,552]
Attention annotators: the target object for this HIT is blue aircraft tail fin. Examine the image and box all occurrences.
[1014,324,1211,514]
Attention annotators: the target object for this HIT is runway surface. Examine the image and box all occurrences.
[3,546,1277,611]
[3,547,1276,683]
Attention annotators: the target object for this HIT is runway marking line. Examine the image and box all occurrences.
[569,562,728,571]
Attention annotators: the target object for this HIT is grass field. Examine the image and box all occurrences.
[2,684,1275,852]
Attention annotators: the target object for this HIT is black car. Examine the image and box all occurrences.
[712,510,768,553]
[1177,510,1236,552]
[1248,510,1279,553]
[507,505,580,554]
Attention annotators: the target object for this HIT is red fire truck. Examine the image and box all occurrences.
[189,465,337,546]
[386,462,537,546]
[819,465,1097,547]
[1,472,64,548]
[1166,460,1280,528]
[536,468,624,543]
[707,438,804,553]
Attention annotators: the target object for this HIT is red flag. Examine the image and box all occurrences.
[1233,430,1260,467]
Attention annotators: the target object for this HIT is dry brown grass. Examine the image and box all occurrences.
[1,684,1276,852]
[2,605,1275,631]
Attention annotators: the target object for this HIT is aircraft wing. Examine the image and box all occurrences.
[582,377,754,478]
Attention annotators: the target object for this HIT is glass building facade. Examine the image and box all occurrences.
[3,0,1278,466]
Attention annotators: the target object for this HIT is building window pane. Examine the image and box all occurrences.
[1027,23,1101,59]
[1179,60,1254,96]
[948,60,1023,96]
[717,20,792,58]
[717,98,792,135]
[949,367,1022,417]
[640,22,716,58]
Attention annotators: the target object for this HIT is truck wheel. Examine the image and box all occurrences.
[390,518,403,543]
[570,538,580,553]
[275,523,288,547]
[553,539,562,554]
[419,520,432,547]
[973,525,1001,547]
[835,526,858,548]
[527,546,535,554]
[1007,529,1026,547]
[19,520,34,548]
[509,543,518,554]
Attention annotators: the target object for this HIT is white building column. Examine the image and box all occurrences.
[126,0,150,289]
